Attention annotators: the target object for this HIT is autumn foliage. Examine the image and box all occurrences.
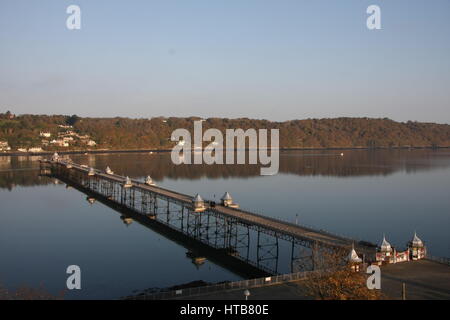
[1,112,449,150]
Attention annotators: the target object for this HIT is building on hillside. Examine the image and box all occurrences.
[39,132,51,138]
[58,131,76,137]
[50,139,69,147]
[86,140,96,147]
[0,141,11,151]
[28,147,43,153]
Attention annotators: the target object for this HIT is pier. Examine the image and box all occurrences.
[40,157,377,275]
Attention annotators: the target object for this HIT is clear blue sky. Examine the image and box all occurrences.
[1,0,449,123]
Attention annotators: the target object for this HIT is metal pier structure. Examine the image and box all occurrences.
[40,158,377,276]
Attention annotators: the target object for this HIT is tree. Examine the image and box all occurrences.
[0,283,65,300]
[295,248,382,300]
[66,114,80,126]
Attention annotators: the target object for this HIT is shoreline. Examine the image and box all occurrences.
[0,145,448,157]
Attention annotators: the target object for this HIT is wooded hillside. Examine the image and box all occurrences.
[1,112,449,150]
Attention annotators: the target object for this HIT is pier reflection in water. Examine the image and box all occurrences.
[0,149,449,299]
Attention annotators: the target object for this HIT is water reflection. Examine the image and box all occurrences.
[1,149,449,190]
[1,149,449,298]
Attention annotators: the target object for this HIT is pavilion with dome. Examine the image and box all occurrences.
[193,194,206,212]
[408,232,426,260]
[347,244,363,271]
[220,192,239,208]
[375,233,426,265]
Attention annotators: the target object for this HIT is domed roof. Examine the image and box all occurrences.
[221,192,232,201]
[411,232,424,247]
[380,235,392,252]
[347,244,362,263]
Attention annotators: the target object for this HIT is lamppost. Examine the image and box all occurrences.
[244,289,250,301]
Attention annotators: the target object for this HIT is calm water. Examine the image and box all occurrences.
[0,149,449,299]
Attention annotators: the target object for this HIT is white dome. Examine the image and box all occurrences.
[380,235,392,252]
[411,232,424,247]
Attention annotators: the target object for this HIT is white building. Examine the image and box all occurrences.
[0,141,11,151]
[39,132,51,138]
[50,139,69,147]
[86,140,96,146]
[28,147,44,153]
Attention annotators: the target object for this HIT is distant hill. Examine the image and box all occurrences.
[0,112,449,150]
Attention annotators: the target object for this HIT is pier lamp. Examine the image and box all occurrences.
[244,289,250,301]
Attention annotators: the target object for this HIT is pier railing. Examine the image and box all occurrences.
[226,204,367,246]
[427,255,450,266]
[128,270,316,300]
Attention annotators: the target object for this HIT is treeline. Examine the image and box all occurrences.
[1,112,450,150]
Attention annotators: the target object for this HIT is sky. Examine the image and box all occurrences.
[0,0,449,123]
